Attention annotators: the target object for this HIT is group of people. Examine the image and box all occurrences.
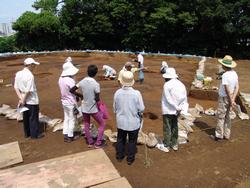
[13,54,239,165]
[102,52,147,84]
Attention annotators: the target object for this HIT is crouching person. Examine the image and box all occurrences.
[161,68,187,152]
[58,61,79,143]
[113,71,145,165]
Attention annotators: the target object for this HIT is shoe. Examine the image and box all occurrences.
[94,142,107,149]
[127,160,134,165]
[32,134,44,139]
[116,156,125,162]
[156,144,169,153]
[172,145,178,151]
[210,135,223,141]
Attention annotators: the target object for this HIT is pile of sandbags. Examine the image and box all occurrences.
[104,129,158,148]
[240,92,250,107]
[192,57,206,89]
[0,104,23,121]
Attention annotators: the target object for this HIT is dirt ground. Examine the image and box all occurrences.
[0,52,250,188]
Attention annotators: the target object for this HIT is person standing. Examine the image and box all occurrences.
[58,61,79,143]
[113,71,145,165]
[161,68,187,152]
[211,55,239,141]
[14,58,43,139]
[70,65,106,148]
[134,52,144,84]
[160,61,168,74]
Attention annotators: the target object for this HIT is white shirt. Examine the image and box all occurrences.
[161,78,187,115]
[113,87,145,131]
[103,65,116,77]
[137,54,144,66]
[14,67,39,105]
[219,70,238,97]
[77,77,100,113]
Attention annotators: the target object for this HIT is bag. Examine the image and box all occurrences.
[73,106,79,116]
[97,101,109,119]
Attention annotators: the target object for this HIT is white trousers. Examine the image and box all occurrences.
[62,104,75,137]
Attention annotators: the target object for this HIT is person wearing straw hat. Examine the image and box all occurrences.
[14,58,44,139]
[210,55,239,141]
[161,68,187,152]
[113,71,145,165]
[58,61,79,143]
[70,65,106,148]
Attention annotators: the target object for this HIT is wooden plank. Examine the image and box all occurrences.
[91,177,132,188]
[0,149,120,188]
[0,141,23,168]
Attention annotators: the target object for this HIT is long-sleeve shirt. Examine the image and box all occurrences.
[113,87,145,131]
[161,78,187,115]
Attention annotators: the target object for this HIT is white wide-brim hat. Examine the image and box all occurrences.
[24,58,40,65]
[162,67,178,79]
[218,55,237,68]
[120,71,134,87]
[61,62,79,76]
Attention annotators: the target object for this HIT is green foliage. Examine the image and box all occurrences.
[5,0,250,58]
[13,11,61,51]
[0,35,17,53]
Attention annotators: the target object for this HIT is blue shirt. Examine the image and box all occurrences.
[113,87,145,131]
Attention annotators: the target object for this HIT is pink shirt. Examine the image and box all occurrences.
[58,76,77,105]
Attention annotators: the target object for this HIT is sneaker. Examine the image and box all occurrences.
[156,144,169,153]
[172,145,178,151]
[210,135,223,141]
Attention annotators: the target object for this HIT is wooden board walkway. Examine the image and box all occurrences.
[0,141,23,169]
[0,149,126,188]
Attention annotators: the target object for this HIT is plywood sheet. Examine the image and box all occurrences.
[0,149,120,188]
[91,177,132,188]
[0,141,23,168]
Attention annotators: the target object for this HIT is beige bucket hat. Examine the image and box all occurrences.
[120,71,134,87]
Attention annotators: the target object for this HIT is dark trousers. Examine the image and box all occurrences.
[163,114,178,147]
[116,128,139,162]
[23,104,39,138]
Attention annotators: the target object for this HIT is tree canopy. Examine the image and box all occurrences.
[4,0,250,58]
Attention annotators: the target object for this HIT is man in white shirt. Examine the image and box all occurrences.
[14,58,43,139]
[134,52,144,84]
[113,71,145,165]
[211,55,239,141]
[161,68,187,151]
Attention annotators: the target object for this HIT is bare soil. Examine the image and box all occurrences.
[0,52,250,188]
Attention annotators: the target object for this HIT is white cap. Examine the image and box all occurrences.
[65,57,72,63]
[24,58,40,65]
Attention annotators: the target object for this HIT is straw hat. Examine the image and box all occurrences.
[120,71,134,87]
[61,62,79,76]
[218,55,237,68]
[24,58,40,65]
[162,67,178,79]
